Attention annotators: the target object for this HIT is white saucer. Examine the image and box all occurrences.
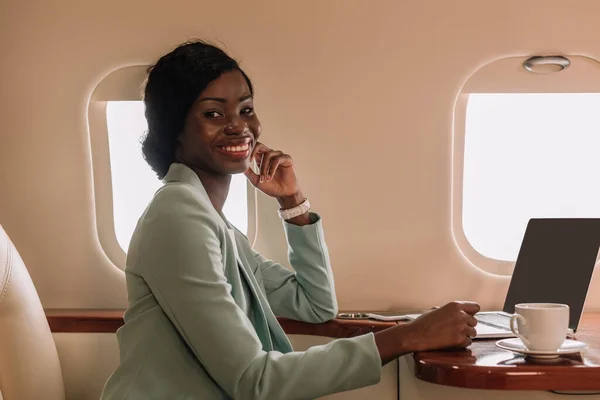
[495,338,588,359]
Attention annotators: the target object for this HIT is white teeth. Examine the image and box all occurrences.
[222,143,249,153]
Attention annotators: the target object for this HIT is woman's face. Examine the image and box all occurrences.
[177,69,261,176]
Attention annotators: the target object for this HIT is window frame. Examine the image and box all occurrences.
[451,55,600,276]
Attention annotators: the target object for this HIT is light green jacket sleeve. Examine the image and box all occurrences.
[138,185,382,400]
[254,213,339,323]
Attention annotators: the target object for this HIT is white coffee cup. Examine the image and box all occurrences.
[509,303,569,352]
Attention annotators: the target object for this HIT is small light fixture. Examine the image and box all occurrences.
[523,55,570,74]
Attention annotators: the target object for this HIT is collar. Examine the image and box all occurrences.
[163,162,208,195]
[162,162,232,228]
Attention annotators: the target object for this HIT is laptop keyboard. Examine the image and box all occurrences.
[475,313,511,331]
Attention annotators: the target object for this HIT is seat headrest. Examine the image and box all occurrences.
[0,223,65,400]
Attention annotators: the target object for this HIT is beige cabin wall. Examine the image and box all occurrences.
[1,0,600,311]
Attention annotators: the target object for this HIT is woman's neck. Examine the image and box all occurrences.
[189,166,231,213]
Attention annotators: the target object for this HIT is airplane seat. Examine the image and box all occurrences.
[0,224,65,400]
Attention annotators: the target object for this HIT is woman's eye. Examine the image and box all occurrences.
[241,107,254,115]
[204,111,222,118]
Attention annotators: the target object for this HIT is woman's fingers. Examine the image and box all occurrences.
[252,142,287,182]
[250,141,293,182]
[267,154,293,181]
[465,325,477,339]
[465,314,478,327]
[261,150,283,180]
[251,142,270,161]
[266,156,281,182]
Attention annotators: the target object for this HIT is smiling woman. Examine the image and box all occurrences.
[99,40,479,400]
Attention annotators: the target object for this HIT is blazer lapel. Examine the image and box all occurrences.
[226,228,276,351]
[226,228,293,353]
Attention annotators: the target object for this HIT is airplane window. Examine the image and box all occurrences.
[462,93,600,261]
[106,101,249,252]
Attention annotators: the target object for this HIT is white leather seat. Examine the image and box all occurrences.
[0,224,65,400]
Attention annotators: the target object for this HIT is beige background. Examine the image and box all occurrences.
[1,0,599,321]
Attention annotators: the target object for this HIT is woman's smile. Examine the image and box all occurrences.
[215,136,253,160]
[216,143,251,159]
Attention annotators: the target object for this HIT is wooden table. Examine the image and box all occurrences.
[45,310,600,391]
[44,309,396,337]
[413,312,600,391]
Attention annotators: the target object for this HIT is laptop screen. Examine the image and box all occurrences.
[503,218,600,331]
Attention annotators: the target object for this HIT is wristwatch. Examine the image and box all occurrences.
[278,198,310,220]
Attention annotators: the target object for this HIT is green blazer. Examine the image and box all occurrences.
[100,163,382,400]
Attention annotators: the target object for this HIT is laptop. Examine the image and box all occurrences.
[405,218,600,339]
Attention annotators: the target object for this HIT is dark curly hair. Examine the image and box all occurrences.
[141,40,254,179]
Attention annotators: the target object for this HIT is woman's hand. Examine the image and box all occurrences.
[373,301,480,365]
[244,142,311,225]
[244,142,300,199]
